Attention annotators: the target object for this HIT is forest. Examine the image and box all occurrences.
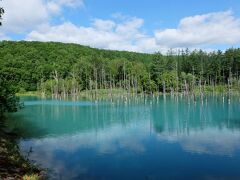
[0,41,240,100]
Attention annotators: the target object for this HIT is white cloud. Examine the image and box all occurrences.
[155,10,240,48]
[1,0,85,33]
[92,19,116,31]
[115,17,144,38]
[2,0,48,33]
[157,127,240,156]
[47,0,84,14]
[55,0,84,8]
[26,17,163,53]
[46,2,61,14]
[1,6,240,53]
[27,22,120,49]
[26,10,240,53]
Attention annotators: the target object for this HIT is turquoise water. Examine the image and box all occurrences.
[6,96,240,180]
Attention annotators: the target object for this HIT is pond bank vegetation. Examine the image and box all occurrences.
[0,118,44,180]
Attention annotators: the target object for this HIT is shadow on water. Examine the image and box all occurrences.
[4,114,48,139]
[6,96,148,138]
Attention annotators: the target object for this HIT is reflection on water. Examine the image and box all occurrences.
[6,96,240,180]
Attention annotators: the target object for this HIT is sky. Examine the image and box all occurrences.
[1,0,240,53]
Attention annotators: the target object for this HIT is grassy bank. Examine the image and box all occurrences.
[16,89,130,99]
[16,91,41,97]
[0,118,43,180]
[16,86,240,100]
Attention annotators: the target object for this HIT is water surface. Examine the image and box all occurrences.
[6,96,240,180]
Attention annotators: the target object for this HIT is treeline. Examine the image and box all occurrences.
[0,41,240,97]
[0,74,19,114]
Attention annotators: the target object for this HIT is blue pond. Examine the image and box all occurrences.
[6,96,240,180]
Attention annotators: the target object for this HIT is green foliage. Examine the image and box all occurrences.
[0,41,240,96]
[162,71,178,91]
[0,41,154,92]
[0,73,20,114]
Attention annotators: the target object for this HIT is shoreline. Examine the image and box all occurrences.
[0,117,44,180]
[16,88,240,100]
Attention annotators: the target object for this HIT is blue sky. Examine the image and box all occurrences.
[1,0,240,53]
[67,0,240,28]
